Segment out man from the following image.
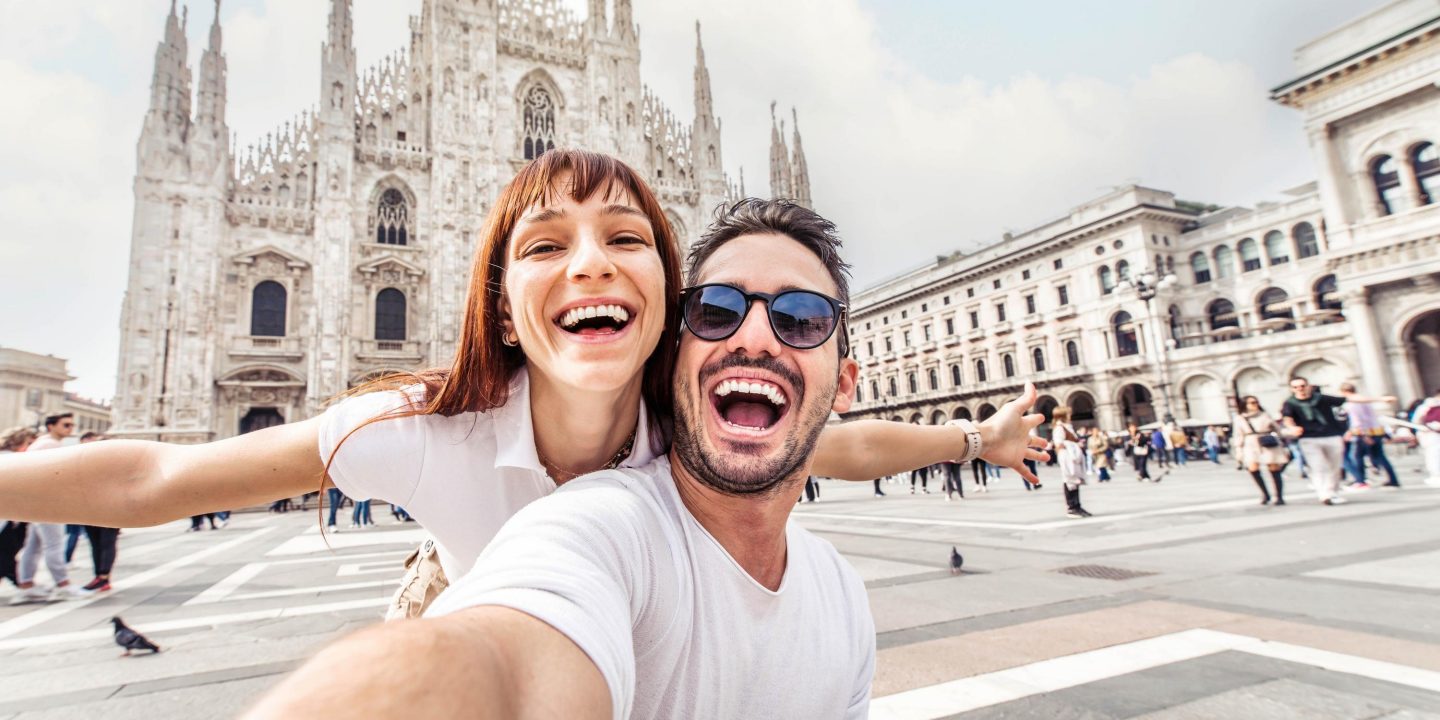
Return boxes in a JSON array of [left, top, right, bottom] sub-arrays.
[[1281, 378, 1391, 505], [247, 200, 1045, 719], [13, 414, 85, 603], [76, 433, 120, 593], [1414, 388, 1440, 486], [1203, 425, 1221, 464], [1338, 382, 1400, 489]]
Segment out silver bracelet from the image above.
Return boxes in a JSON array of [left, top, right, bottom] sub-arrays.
[[947, 419, 983, 464]]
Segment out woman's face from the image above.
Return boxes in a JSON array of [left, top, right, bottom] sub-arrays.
[[1245, 398, 1259, 411], [502, 177, 667, 396]]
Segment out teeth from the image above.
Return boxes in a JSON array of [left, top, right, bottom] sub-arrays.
[[712, 379, 786, 406], [559, 304, 631, 329]]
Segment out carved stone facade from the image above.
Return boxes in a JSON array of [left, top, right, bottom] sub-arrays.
[[114, 0, 806, 442], [844, 0, 1440, 431]]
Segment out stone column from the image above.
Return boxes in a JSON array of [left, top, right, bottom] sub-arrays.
[[1307, 124, 1353, 235], [1341, 288, 1393, 396]]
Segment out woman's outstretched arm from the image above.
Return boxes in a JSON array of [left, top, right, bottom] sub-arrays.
[[0, 417, 326, 527]]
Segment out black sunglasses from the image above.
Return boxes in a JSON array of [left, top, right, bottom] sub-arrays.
[[680, 283, 849, 355]]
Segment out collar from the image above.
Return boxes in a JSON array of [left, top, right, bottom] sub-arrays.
[[491, 365, 654, 473]]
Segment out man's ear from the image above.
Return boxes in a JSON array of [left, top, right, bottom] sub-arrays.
[[831, 357, 860, 414]]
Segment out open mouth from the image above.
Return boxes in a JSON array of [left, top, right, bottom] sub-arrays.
[[555, 303, 632, 337], [711, 378, 790, 432]]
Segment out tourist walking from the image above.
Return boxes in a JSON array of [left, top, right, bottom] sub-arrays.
[[1234, 396, 1290, 505], [1169, 424, 1189, 466], [1281, 377, 1392, 505], [14, 415, 85, 602], [1150, 426, 1170, 469], [1053, 407, 1090, 518], [1203, 426, 1222, 464], [1412, 388, 1440, 486], [942, 461, 964, 500], [1088, 428, 1112, 482], [1128, 423, 1154, 481], [909, 464, 930, 494], [970, 459, 992, 491], [1339, 382, 1400, 488], [0, 427, 38, 589]]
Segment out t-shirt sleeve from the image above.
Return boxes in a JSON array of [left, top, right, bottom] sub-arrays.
[[424, 474, 653, 720], [1280, 400, 1296, 421], [315, 389, 427, 504]]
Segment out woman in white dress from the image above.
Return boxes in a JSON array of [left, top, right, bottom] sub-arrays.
[[1053, 406, 1090, 518], [1233, 395, 1291, 505]]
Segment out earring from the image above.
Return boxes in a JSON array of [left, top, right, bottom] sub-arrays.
[[502, 330, 519, 347]]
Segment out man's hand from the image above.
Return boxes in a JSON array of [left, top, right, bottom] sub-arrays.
[[977, 383, 1050, 485]]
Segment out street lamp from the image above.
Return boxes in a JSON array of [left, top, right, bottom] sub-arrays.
[[1118, 269, 1178, 424]]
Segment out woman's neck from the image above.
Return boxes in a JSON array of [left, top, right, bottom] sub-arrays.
[[528, 371, 644, 485]]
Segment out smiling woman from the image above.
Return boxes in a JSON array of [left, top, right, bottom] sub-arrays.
[[0, 150, 1045, 620]]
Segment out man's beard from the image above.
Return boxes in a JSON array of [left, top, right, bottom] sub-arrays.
[[672, 355, 834, 498]]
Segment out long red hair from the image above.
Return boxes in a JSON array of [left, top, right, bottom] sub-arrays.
[[322, 150, 682, 488]]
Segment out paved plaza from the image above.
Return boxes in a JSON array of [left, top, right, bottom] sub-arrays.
[[2, 454, 1438, 719]]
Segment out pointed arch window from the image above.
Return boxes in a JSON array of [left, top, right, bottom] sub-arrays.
[[522, 85, 557, 160], [375, 288, 407, 341], [376, 188, 409, 245], [1294, 222, 1320, 259], [1213, 245, 1235, 279], [1372, 155, 1402, 215], [1413, 142, 1438, 206], [1238, 238, 1261, 272], [251, 281, 287, 337], [1190, 251, 1212, 284], [1264, 230, 1289, 265], [1113, 311, 1139, 357]]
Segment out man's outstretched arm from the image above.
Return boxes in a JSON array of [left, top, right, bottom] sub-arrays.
[[244, 606, 610, 720]]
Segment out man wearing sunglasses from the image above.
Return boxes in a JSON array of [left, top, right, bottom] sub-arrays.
[[251, 199, 1045, 719]]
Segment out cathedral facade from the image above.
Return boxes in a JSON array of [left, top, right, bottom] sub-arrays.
[[112, 0, 813, 442]]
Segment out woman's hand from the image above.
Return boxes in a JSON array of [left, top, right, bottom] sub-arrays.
[[977, 383, 1049, 485]]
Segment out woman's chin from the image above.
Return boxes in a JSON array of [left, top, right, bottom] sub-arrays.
[[538, 362, 646, 399]]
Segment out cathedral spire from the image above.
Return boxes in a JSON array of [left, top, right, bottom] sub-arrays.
[[195, 0, 228, 132], [769, 102, 793, 201], [147, 0, 192, 128], [693, 22, 714, 129], [588, 0, 607, 37], [613, 0, 636, 43], [790, 108, 812, 209], [320, 0, 357, 119]]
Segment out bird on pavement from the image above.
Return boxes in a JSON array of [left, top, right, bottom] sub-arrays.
[[949, 547, 964, 575], [111, 616, 161, 656]]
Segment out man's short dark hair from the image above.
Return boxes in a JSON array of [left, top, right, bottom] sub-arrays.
[[80, 431, 102, 441], [44, 413, 74, 428], [687, 199, 852, 355]]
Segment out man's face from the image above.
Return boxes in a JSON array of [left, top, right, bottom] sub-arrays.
[[671, 233, 858, 496], [51, 418, 75, 439], [1290, 379, 1312, 399]]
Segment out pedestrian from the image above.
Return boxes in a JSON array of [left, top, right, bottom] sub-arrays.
[[802, 475, 820, 502], [1053, 407, 1090, 518], [1233, 396, 1290, 505], [71, 433, 120, 593], [910, 464, 930, 494], [942, 460, 964, 501], [1412, 388, 1440, 486], [1281, 377, 1391, 505], [1088, 428, 1112, 482], [1128, 422, 1154, 481], [1203, 426, 1222, 464], [325, 487, 348, 532], [1150, 426, 1170, 469], [188, 513, 219, 531], [1169, 424, 1189, 466], [13, 415, 85, 602], [0, 427, 38, 589], [1339, 382, 1400, 488], [872, 477, 885, 497], [351, 498, 374, 528]]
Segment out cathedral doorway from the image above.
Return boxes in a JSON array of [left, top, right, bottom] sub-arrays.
[[1404, 309, 1440, 398], [240, 407, 285, 435], [1117, 384, 1156, 427]]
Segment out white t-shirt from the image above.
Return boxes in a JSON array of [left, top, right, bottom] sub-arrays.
[[316, 367, 658, 577], [427, 456, 876, 720]]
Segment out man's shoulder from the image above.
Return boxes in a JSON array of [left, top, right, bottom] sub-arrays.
[[789, 525, 866, 592], [529, 458, 676, 531]]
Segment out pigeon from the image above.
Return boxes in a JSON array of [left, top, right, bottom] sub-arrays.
[[949, 547, 964, 575], [111, 616, 161, 656]]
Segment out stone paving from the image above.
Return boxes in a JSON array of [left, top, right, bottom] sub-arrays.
[[1, 453, 1437, 718]]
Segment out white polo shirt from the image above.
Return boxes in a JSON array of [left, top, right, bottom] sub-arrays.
[[316, 367, 658, 577], [426, 456, 876, 720]]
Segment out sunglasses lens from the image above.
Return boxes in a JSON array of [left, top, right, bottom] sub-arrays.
[[686, 286, 747, 340], [771, 291, 836, 349]]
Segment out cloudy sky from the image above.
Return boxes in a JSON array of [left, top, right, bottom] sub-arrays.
[[0, 0, 1374, 400]]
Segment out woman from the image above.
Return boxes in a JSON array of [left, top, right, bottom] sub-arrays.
[[1234, 395, 1290, 505], [1, 427, 38, 589], [1053, 407, 1090, 518], [0, 151, 1046, 615], [1128, 422, 1154, 482], [1088, 428, 1112, 482]]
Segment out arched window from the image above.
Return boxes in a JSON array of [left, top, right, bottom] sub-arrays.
[[1257, 287, 1295, 331], [1208, 298, 1239, 331], [375, 188, 409, 245], [375, 288, 407, 341], [855, 384, 862, 403], [1065, 340, 1080, 367], [1113, 311, 1138, 357], [976, 359, 988, 383], [1003, 354, 1016, 378], [1032, 347, 1045, 372], [250, 281, 287, 337], [1168, 304, 1183, 341], [1213, 245, 1235, 279], [1190, 252, 1212, 284], [888, 377, 897, 396], [1372, 155, 1403, 215], [1294, 222, 1320, 259], [1264, 230, 1289, 265], [907, 372, 918, 394], [870, 380, 880, 400], [1099, 265, 1115, 295], [951, 364, 962, 386], [1116, 259, 1131, 284], [928, 367, 939, 391], [1314, 274, 1342, 312], [1413, 142, 1439, 206], [1238, 238, 1261, 272], [522, 85, 557, 160]]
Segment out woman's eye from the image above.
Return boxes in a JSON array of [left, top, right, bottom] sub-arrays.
[[523, 242, 561, 257], [611, 234, 646, 246]]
